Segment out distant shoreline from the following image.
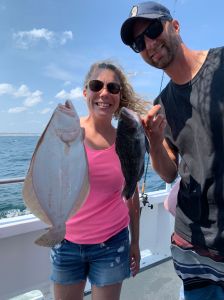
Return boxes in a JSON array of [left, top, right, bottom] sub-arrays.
[[0, 133, 40, 136]]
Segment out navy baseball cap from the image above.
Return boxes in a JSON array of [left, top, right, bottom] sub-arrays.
[[120, 1, 173, 45]]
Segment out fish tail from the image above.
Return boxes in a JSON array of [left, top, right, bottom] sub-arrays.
[[122, 185, 135, 201], [35, 226, 66, 247]]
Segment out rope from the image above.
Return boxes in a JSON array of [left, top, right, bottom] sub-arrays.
[[140, 0, 178, 201]]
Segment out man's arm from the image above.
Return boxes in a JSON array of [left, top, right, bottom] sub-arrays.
[[142, 105, 178, 183], [150, 138, 178, 183]]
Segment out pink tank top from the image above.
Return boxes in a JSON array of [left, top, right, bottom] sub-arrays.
[[65, 143, 130, 244]]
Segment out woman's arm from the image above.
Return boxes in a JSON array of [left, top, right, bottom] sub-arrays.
[[126, 187, 140, 277]]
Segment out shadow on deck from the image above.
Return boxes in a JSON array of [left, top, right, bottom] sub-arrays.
[[85, 259, 182, 300]]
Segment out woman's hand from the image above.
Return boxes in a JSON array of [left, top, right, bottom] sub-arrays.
[[130, 241, 140, 277]]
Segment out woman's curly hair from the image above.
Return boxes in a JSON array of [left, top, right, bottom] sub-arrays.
[[84, 60, 150, 119]]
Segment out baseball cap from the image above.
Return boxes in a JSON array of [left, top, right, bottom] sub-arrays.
[[120, 1, 173, 45]]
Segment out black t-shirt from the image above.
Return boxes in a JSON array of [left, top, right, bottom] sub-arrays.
[[155, 47, 224, 254]]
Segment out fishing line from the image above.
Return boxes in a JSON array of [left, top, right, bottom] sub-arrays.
[[140, 0, 178, 209]]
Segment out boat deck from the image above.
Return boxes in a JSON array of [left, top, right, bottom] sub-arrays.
[[85, 259, 182, 300], [0, 187, 178, 300]]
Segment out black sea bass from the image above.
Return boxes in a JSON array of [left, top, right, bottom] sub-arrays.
[[115, 107, 149, 200], [23, 100, 89, 247]]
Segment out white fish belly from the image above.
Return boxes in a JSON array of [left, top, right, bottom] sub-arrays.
[[31, 130, 88, 227], [23, 102, 90, 246]]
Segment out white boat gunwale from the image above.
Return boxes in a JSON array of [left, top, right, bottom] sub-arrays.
[[0, 177, 174, 300]]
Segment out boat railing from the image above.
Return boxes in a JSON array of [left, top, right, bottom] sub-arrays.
[[0, 176, 172, 189], [0, 177, 25, 185], [0, 177, 174, 300]]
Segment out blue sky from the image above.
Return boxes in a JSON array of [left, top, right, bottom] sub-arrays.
[[0, 0, 223, 133]]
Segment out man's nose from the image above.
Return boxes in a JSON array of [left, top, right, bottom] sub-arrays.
[[144, 35, 157, 50]]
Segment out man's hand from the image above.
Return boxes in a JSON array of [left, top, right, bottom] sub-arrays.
[[142, 104, 166, 147]]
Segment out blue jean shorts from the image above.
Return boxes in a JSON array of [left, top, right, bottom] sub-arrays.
[[50, 227, 130, 286]]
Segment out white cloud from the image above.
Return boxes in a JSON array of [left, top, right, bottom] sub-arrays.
[[60, 31, 73, 45], [27, 28, 53, 40], [0, 82, 43, 108], [23, 90, 43, 107], [0, 83, 14, 95], [55, 90, 67, 99], [13, 28, 73, 49], [55, 87, 83, 100], [40, 108, 51, 114], [70, 88, 83, 99], [8, 107, 27, 113], [14, 84, 30, 98]]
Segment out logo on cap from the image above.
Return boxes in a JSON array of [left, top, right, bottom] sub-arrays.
[[131, 6, 138, 17]]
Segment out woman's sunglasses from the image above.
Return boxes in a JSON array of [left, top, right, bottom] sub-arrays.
[[130, 19, 164, 53], [88, 80, 121, 94]]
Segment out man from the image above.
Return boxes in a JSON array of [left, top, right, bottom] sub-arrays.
[[120, 1, 224, 300]]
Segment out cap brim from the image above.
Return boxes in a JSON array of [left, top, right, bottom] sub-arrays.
[[120, 14, 165, 45]]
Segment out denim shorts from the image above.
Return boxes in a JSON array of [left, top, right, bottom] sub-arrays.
[[50, 227, 130, 286]]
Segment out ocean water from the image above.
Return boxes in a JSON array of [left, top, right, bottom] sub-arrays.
[[0, 135, 165, 219]]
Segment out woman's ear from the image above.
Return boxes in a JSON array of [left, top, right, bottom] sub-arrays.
[[83, 89, 87, 98]]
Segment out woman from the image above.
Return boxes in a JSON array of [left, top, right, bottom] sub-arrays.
[[50, 60, 148, 300]]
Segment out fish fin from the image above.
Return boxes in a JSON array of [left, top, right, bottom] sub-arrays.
[[58, 100, 76, 117], [65, 99, 74, 110], [122, 183, 136, 201], [122, 195, 130, 201], [35, 226, 65, 247], [145, 135, 150, 154], [23, 169, 52, 225], [81, 127, 85, 141]]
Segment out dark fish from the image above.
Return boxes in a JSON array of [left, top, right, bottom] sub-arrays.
[[115, 107, 149, 200]]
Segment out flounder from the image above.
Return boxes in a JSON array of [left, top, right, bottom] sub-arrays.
[[23, 100, 89, 247], [115, 107, 149, 200]]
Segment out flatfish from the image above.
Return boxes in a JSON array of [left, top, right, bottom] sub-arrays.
[[23, 100, 89, 247], [115, 107, 149, 200]]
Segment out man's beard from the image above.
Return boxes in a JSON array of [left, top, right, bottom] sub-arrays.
[[146, 32, 179, 70]]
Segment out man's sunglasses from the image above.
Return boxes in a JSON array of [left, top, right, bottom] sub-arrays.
[[130, 19, 164, 53], [88, 80, 121, 94]]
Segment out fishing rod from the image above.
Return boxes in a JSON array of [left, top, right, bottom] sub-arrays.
[[139, 72, 165, 211], [140, 0, 178, 211]]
